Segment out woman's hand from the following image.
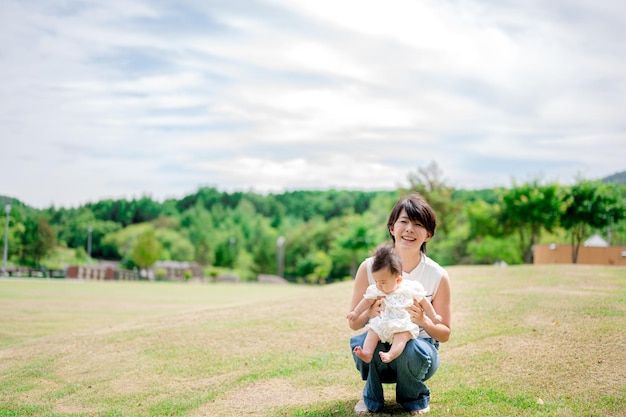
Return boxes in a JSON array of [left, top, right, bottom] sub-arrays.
[[407, 299, 427, 326], [408, 282, 452, 343], [368, 296, 385, 318]]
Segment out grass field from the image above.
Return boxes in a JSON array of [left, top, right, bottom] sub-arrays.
[[0, 265, 625, 417]]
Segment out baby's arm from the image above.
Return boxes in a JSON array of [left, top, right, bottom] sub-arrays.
[[347, 297, 376, 322], [418, 297, 442, 324]]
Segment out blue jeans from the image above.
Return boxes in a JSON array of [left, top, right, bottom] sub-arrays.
[[350, 332, 440, 413]]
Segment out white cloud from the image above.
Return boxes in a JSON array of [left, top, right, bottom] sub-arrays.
[[0, 0, 624, 208], [200, 154, 408, 193]]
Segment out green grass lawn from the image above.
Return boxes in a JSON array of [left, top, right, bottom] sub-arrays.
[[0, 265, 625, 416]]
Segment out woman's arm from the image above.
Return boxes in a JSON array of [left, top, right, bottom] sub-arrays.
[[348, 260, 383, 331], [408, 273, 451, 342]]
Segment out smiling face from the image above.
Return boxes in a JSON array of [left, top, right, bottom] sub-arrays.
[[390, 209, 432, 251], [386, 194, 437, 253]]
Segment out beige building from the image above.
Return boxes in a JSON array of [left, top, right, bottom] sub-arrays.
[[533, 242, 626, 266]]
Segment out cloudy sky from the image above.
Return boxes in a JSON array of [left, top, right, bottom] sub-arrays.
[[1, 0, 625, 209]]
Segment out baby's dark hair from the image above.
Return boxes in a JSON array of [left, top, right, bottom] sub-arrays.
[[371, 244, 402, 276]]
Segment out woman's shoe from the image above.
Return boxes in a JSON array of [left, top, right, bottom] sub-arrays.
[[354, 398, 370, 415], [410, 405, 430, 415]]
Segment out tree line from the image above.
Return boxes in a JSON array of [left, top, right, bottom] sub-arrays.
[[1, 166, 625, 283]]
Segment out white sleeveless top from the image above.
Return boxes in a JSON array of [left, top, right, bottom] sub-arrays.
[[366, 253, 445, 339]]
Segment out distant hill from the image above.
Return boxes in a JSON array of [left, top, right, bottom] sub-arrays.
[[0, 196, 26, 210], [602, 170, 626, 185]]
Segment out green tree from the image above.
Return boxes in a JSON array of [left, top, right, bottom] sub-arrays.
[[131, 229, 162, 270], [19, 217, 56, 266], [157, 228, 195, 261], [0, 202, 24, 268], [51, 207, 98, 251], [32, 218, 56, 266], [560, 180, 626, 263], [86, 197, 164, 227], [246, 217, 279, 276], [102, 223, 154, 262], [74, 246, 88, 263], [466, 235, 523, 265], [335, 214, 374, 278], [460, 200, 524, 265], [299, 251, 333, 285], [499, 180, 562, 263], [284, 217, 334, 279], [180, 203, 215, 265], [466, 200, 501, 239]]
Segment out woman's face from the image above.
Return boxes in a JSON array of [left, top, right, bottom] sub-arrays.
[[390, 208, 431, 250]]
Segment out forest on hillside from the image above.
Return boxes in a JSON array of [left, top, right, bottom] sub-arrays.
[[1, 166, 625, 283]]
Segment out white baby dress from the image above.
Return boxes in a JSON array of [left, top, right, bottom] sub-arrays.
[[364, 280, 426, 343]]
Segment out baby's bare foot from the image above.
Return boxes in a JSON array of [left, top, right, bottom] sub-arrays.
[[353, 346, 373, 364]]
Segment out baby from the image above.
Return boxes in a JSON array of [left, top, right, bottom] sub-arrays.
[[347, 244, 441, 363]]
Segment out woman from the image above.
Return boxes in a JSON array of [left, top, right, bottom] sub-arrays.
[[348, 194, 452, 415]]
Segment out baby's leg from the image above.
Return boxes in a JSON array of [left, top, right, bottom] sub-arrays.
[[379, 331, 412, 363], [353, 330, 380, 364]]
